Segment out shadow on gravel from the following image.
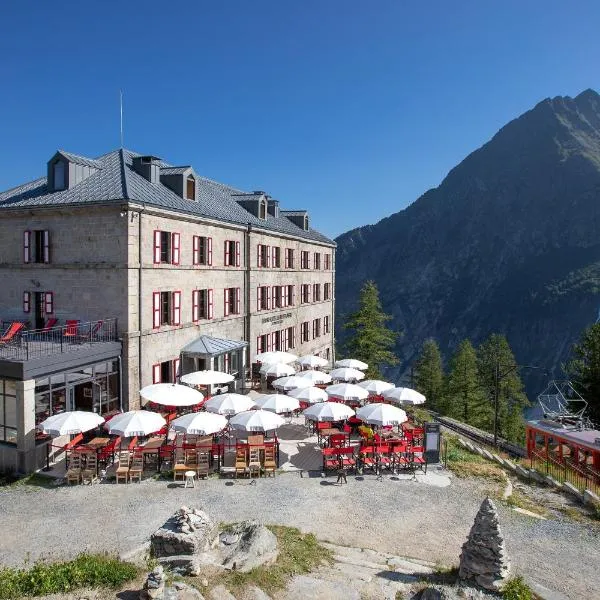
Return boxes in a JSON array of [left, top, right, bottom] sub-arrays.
[[116, 590, 140, 599]]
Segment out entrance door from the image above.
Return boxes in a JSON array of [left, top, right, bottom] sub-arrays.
[[33, 292, 45, 329]]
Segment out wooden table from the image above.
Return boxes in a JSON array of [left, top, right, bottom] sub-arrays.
[[142, 438, 165, 451], [320, 428, 342, 438], [84, 437, 110, 450]]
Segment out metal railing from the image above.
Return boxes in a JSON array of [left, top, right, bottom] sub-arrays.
[[0, 318, 118, 361], [530, 449, 600, 495]]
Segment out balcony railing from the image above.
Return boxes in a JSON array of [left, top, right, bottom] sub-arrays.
[[0, 318, 118, 361]]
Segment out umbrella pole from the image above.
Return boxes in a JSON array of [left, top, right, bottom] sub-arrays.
[[43, 440, 51, 472]]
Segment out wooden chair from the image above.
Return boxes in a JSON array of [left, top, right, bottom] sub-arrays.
[[129, 453, 144, 483], [115, 451, 130, 483], [235, 447, 248, 478], [196, 451, 210, 479], [81, 454, 99, 485], [66, 454, 83, 485], [220, 449, 236, 478], [173, 450, 188, 482], [263, 444, 277, 477], [248, 447, 261, 478]]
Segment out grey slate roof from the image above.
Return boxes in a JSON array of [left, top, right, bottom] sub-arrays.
[[57, 150, 103, 169], [0, 148, 335, 245], [280, 210, 307, 216], [160, 166, 191, 175], [181, 335, 248, 356]]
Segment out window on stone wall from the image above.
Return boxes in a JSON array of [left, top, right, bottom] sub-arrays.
[[300, 321, 310, 343], [0, 379, 17, 445], [324, 282, 331, 300], [300, 251, 310, 269]]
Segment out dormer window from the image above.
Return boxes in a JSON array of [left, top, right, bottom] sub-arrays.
[[259, 199, 267, 220], [304, 216, 309, 231], [53, 161, 65, 191], [186, 175, 195, 200]]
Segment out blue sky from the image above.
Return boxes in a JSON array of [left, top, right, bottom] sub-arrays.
[[1, 1, 599, 238]]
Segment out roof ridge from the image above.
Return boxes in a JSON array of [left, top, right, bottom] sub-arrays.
[[118, 149, 130, 200]]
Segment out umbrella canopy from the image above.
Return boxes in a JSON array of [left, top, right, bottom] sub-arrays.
[[358, 380, 395, 395], [255, 394, 300, 414], [272, 375, 312, 391], [255, 350, 298, 365], [171, 412, 227, 436], [38, 411, 104, 437], [204, 393, 257, 416], [260, 363, 296, 377], [107, 410, 166, 437], [287, 385, 329, 404], [229, 409, 284, 432], [329, 367, 365, 382], [383, 387, 426, 405], [325, 383, 369, 402], [335, 358, 368, 370], [297, 355, 328, 368], [298, 370, 332, 385], [303, 401, 355, 422], [140, 383, 204, 407], [180, 370, 234, 386], [356, 403, 408, 427]]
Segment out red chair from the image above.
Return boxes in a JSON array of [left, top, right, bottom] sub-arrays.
[[159, 444, 175, 472], [41, 318, 58, 332], [360, 445, 377, 473], [0, 322, 25, 344], [411, 445, 427, 473], [322, 447, 339, 472], [391, 443, 410, 471], [329, 434, 346, 448], [80, 320, 103, 341], [63, 320, 79, 340], [338, 447, 356, 472], [377, 444, 392, 471]]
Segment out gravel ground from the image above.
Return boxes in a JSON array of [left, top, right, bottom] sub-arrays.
[[0, 472, 598, 600]]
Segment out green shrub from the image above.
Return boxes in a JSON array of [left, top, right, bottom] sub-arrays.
[[502, 575, 533, 600], [0, 553, 138, 599]]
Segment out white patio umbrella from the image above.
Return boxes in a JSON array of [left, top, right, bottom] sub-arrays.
[[204, 393, 257, 416], [329, 367, 365, 382], [260, 363, 296, 377], [255, 394, 300, 414], [303, 401, 355, 422], [288, 385, 329, 404], [325, 383, 369, 402], [383, 387, 426, 405], [180, 370, 234, 386], [356, 403, 408, 427], [106, 410, 166, 437], [358, 380, 395, 396], [140, 383, 204, 407], [298, 370, 332, 385], [272, 375, 312, 391], [297, 355, 328, 369], [171, 412, 227, 436], [335, 358, 368, 370], [255, 350, 298, 365], [229, 409, 284, 432], [38, 411, 105, 437]]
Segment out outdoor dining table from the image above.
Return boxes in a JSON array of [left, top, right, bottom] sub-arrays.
[[140, 437, 164, 470], [84, 437, 111, 450]]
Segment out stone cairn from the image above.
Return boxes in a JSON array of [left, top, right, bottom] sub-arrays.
[[140, 565, 166, 600], [459, 497, 510, 591]]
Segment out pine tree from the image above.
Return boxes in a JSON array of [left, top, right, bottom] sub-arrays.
[[477, 334, 529, 444], [565, 323, 600, 427], [343, 280, 399, 379], [413, 339, 444, 411], [445, 339, 490, 428]]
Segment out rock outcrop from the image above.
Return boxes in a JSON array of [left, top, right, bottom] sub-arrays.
[[220, 520, 279, 573], [459, 497, 510, 590]]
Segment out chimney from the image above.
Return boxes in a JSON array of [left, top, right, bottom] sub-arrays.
[[132, 156, 161, 184], [267, 199, 280, 218]]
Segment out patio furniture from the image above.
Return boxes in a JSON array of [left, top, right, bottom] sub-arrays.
[[81, 454, 99, 485], [41, 318, 58, 332], [338, 447, 356, 473], [184, 470, 196, 488], [411, 445, 427, 473], [248, 447, 261, 478], [322, 448, 339, 473], [0, 322, 25, 344], [66, 454, 83, 484], [98, 437, 120, 466], [263, 444, 276, 477], [159, 444, 175, 472], [235, 447, 249, 478], [196, 451, 210, 479], [220, 449, 237, 477], [116, 451, 131, 483], [79, 320, 104, 342], [63, 320, 80, 341], [360, 446, 377, 474], [173, 450, 189, 482]]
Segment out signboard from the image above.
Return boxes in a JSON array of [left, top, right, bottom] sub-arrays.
[[261, 312, 292, 327]]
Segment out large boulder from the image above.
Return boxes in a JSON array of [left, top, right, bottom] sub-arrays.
[[151, 506, 218, 558], [219, 520, 279, 573]]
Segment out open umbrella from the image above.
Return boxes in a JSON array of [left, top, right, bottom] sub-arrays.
[[140, 383, 204, 407], [298, 370, 332, 385], [255, 394, 300, 414], [297, 355, 328, 369], [272, 375, 312, 391], [255, 351, 298, 365], [325, 383, 369, 402], [358, 380, 395, 395], [260, 363, 296, 377], [229, 409, 284, 432], [287, 385, 329, 404], [204, 393, 257, 416], [38, 411, 104, 437], [383, 387, 426, 405], [180, 370, 234, 386], [335, 358, 368, 370], [329, 367, 365, 382], [106, 410, 166, 437], [356, 403, 408, 427], [171, 412, 227, 436], [303, 402, 355, 422]]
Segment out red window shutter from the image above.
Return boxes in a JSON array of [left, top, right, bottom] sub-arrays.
[[224, 288, 230, 317], [257, 336, 262, 354], [153, 230, 161, 264], [266, 245, 270, 268], [208, 289, 214, 319], [44, 291, 53, 314], [224, 240, 230, 266], [173, 358, 180, 381], [271, 286, 276, 308], [152, 292, 161, 328], [235, 241, 240, 267], [283, 328, 288, 351], [257, 286, 261, 311], [266, 285, 271, 309], [257, 244, 262, 268], [271, 246, 276, 267], [292, 326, 296, 348], [192, 290, 199, 322], [207, 237, 213, 265], [308, 284, 312, 302], [284, 249, 288, 269], [171, 232, 180, 265], [271, 332, 277, 350], [23, 231, 31, 263], [172, 291, 181, 325], [152, 363, 161, 384], [23, 291, 31, 313], [193, 236, 199, 265], [236, 288, 240, 314], [42, 230, 50, 263], [266, 334, 272, 351], [292, 285, 296, 306]]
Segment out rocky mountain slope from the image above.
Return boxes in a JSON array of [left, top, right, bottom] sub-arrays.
[[335, 89, 600, 392]]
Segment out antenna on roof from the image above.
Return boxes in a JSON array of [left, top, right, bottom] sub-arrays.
[[119, 90, 124, 148]]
